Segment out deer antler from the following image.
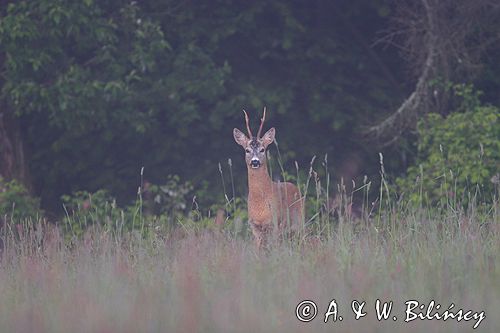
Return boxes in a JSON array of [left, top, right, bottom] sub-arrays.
[[242, 110, 253, 138], [257, 107, 266, 139]]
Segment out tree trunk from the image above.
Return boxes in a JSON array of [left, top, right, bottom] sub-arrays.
[[0, 109, 32, 191]]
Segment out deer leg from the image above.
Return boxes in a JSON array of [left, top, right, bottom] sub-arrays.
[[250, 222, 270, 250], [250, 223, 263, 249]]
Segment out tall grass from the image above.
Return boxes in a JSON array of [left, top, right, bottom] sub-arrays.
[[0, 157, 499, 332], [0, 205, 498, 332]]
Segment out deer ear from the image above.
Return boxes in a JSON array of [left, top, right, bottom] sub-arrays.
[[233, 128, 248, 146], [261, 127, 275, 147]]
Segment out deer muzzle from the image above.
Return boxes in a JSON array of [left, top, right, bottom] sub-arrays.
[[250, 158, 261, 168]]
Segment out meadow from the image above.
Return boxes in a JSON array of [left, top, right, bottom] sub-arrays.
[[0, 184, 498, 333], [1, 2, 499, 332]]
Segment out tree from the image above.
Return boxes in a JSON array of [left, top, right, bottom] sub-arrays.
[[1, 0, 174, 206], [2, 0, 407, 212], [368, 0, 500, 146]]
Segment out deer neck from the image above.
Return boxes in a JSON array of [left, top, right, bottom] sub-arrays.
[[247, 163, 272, 197]]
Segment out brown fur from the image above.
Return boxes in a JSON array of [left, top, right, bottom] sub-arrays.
[[234, 115, 304, 249], [247, 163, 304, 249]]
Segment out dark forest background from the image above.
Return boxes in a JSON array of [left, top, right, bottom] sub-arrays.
[[1, 0, 499, 217]]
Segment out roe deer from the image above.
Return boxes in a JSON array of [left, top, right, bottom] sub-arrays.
[[233, 108, 304, 249]]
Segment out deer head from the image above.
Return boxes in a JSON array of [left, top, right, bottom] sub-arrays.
[[233, 108, 275, 169]]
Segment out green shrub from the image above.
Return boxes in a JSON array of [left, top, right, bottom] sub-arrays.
[[60, 176, 198, 237], [0, 177, 41, 220], [61, 189, 126, 237], [396, 105, 499, 206], [143, 175, 194, 217]]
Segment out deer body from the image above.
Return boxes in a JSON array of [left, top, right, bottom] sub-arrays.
[[234, 109, 303, 249]]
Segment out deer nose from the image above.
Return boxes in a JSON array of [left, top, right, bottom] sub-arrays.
[[250, 159, 261, 168]]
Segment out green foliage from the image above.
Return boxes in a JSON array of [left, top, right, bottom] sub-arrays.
[[0, 0, 402, 209], [60, 176, 205, 237], [396, 104, 500, 206], [143, 175, 193, 217], [61, 189, 125, 237], [0, 177, 41, 220], [0, 0, 177, 204], [1, 1, 498, 213]]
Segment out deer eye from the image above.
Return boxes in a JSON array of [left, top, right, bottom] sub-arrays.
[[259, 148, 265, 153], [245, 149, 251, 153]]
